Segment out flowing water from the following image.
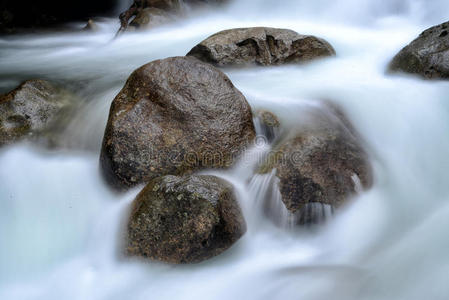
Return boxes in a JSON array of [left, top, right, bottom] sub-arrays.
[[1, 0, 449, 299]]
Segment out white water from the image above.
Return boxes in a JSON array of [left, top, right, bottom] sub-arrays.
[[1, 1, 449, 299]]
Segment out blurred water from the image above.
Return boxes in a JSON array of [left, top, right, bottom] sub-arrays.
[[1, 0, 449, 299]]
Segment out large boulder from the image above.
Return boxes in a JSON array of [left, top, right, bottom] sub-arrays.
[[389, 21, 449, 79], [100, 56, 255, 190], [126, 175, 246, 264], [186, 27, 336, 67], [0, 79, 74, 146], [258, 103, 373, 225]]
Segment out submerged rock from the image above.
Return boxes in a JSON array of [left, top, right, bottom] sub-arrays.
[[128, 8, 173, 30], [258, 103, 373, 225], [389, 21, 449, 79], [126, 175, 246, 264], [254, 109, 281, 143], [83, 19, 99, 31], [0, 79, 75, 146], [187, 27, 336, 67], [100, 56, 255, 190]]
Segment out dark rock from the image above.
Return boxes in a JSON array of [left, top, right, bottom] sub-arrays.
[[126, 175, 246, 264], [0, 79, 75, 146], [128, 8, 173, 30], [259, 103, 373, 225], [187, 27, 336, 67], [100, 56, 255, 190], [389, 21, 449, 79]]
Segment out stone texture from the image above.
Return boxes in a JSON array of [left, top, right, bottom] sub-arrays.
[[187, 27, 336, 67], [389, 21, 449, 79], [100, 56, 255, 190], [0, 79, 74, 146], [126, 175, 246, 263]]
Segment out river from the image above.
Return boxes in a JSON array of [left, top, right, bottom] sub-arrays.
[[1, 0, 449, 299]]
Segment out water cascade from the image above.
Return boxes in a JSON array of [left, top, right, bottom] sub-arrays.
[[1, 0, 449, 299]]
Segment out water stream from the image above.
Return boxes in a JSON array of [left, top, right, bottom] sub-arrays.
[[1, 1, 449, 299]]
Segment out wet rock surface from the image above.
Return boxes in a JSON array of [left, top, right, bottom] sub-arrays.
[[0, 79, 75, 146], [100, 56, 255, 190], [187, 27, 336, 67], [126, 175, 246, 264], [259, 103, 373, 225], [389, 21, 449, 79]]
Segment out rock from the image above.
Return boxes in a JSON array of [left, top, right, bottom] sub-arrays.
[[117, 0, 227, 35], [258, 103, 373, 225], [0, 79, 74, 146], [128, 8, 173, 30], [186, 27, 336, 67], [254, 109, 281, 143], [389, 21, 449, 79], [126, 175, 246, 264], [83, 19, 99, 31], [100, 56, 255, 190]]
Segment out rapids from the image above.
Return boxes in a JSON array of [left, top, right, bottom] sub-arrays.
[[1, 1, 449, 299]]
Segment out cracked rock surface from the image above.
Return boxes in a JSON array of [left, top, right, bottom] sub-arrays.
[[187, 27, 336, 67]]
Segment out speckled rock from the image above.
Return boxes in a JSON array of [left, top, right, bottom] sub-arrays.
[[187, 27, 336, 67], [389, 21, 449, 79], [259, 103, 373, 225], [126, 175, 246, 263], [100, 56, 255, 190], [0, 79, 74, 146]]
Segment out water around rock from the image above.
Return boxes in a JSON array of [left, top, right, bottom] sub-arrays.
[[258, 103, 373, 225], [254, 109, 281, 143]]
